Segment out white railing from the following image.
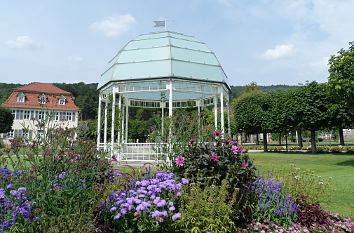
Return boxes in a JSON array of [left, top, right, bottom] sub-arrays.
[[120, 143, 166, 162], [98, 142, 167, 163]]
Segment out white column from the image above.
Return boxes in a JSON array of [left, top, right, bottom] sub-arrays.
[[168, 80, 173, 164], [111, 88, 116, 153], [197, 100, 201, 139], [117, 94, 122, 145], [214, 95, 218, 130], [96, 95, 102, 150], [103, 98, 108, 151], [121, 99, 125, 143], [161, 103, 164, 137], [169, 80, 173, 117], [227, 99, 231, 136], [220, 88, 225, 135], [125, 98, 129, 143]]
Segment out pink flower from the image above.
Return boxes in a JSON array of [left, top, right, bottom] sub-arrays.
[[231, 145, 242, 154], [175, 155, 185, 167], [210, 152, 219, 162], [213, 130, 222, 137], [241, 160, 247, 169]]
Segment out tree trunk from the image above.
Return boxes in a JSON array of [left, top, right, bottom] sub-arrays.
[[297, 129, 303, 148], [338, 128, 345, 146], [263, 132, 268, 152], [256, 134, 259, 145], [278, 133, 282, 146], [285, 134, 288, 152], [310, 129, 317, 153]]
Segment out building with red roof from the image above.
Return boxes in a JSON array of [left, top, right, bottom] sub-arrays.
[[1, 82, 79, 139]]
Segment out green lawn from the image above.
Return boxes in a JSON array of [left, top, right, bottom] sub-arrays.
[[249, 152, 354, 217]]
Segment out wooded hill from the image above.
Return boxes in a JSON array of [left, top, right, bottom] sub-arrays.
[[0, 82, 297, 120]]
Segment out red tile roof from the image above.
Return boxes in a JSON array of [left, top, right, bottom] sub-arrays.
[[1, 82, 80, 111], [14, 82, 71, 95]]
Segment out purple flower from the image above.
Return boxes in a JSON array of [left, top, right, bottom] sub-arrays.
[[10, 190, 18, 197], [18, 187, 26, 193], [175, 155, 185, 167], [172, 212, 181, 221], [241, 160, 247, 169], [6, 184, 13, 189], [0, 190, 5, 199], [121, 208, 127, 215], [231, 145, 242, 154], [58, 172, 66, 180], [210, 152, 219, 162], [156, 199, 166, 208], [114, 213, 121, 219], [181, 178, 189, 185]]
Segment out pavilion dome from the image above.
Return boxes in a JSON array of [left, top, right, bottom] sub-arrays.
[[98, 31, 229, 90]]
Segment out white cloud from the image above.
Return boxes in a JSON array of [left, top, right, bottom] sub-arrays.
[[262, 43, 295, 60], [5, 36, 35, 49], [68, 55, 83, 63], [90, 14, 136, 38]]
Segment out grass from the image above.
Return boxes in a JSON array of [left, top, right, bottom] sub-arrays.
[[249, 152, 354, 217]]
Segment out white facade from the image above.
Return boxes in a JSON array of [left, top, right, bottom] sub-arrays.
[[7, 108, 79, 140]]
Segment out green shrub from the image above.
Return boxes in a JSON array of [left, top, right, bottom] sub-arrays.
[[177, 180, 237, 233], [267, 165, 331, 203]]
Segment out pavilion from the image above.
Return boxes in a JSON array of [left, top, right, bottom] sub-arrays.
[[96, 31, 231, 163]]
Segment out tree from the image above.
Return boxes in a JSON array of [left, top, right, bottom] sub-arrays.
[[0, 107, 14, 133], [288, 82, 331, 153], [328, 42, 354, 145], [268, 91, 293, 147], [233, 91, 272, 152]]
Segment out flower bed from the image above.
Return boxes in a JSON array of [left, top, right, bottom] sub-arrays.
[[0, 129, 353, 232]]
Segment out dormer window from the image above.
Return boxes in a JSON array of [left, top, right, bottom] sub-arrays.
[[17, 92, 25, 103], [39, 94, 47, 105], [58, 96, 66, 105]]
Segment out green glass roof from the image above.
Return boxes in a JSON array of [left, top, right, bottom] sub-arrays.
[[98, 31, 229, 90]]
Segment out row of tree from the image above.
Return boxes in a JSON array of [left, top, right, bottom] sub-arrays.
[[233, 42, 354, 153]]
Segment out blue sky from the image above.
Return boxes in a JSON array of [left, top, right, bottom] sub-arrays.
[[0, 0, 353, 86]]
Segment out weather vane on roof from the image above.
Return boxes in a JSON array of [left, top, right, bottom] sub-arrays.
[[153, 18, 167, 31]]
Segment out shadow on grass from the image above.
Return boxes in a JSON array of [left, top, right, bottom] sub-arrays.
[[335, 159, 354, 166]]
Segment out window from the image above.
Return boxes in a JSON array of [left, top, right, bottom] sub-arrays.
[[30, 110, 35, 120], [66, 112, 72, 121], [37, 111, 44, 120], [39, 94, 47, 105], [55, 112, 60, 121], [23, 110, 30, 120], [71, 112, 75, 121], [8, 130, 14, 138], [58, 96, 66, 105], [17, 93, 25, 103], [59, 112, 66, 121], [15, 110, 23, 120]]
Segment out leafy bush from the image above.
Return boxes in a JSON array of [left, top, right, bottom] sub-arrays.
[[177, 180, 237, 233], [100, 171, 187, 233], [295, 196, 331, 229], [171, 131, 256, 193], [251, 176, 298, 227]]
